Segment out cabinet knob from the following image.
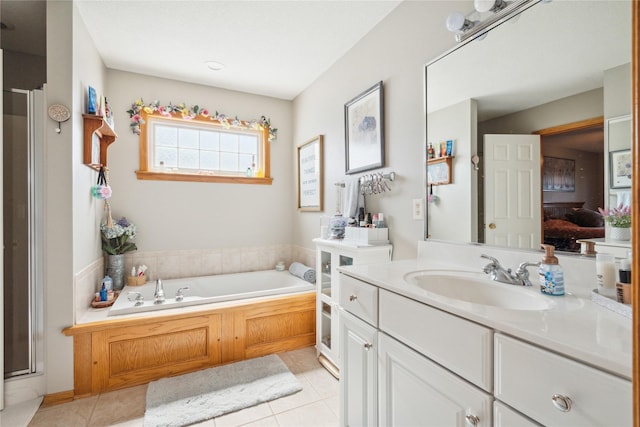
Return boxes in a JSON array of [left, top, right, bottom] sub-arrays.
[[551, 394, 572, 412], [464, 414, 480, 426], [363, 343, 373, 350], [349, 294, 358, 302]]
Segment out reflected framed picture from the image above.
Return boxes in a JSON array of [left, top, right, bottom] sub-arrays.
[[610, 149, 632, 188], [345, 81, 384, 174], [297, 135, 323, 211], [542, 156, 575, 192]]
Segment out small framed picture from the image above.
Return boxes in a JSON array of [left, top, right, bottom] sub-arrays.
[[87, 86, 97, 114], [297, 135, 323, 211], [610, 149, 632, 188], [345, 81, 384, 174]]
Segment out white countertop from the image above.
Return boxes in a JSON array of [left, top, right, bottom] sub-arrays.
[[338, 258, 632, 380]]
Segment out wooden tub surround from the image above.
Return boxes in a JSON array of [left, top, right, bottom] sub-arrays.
[[62, 292, 316, 398]]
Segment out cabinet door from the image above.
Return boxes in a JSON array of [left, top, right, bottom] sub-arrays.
[[339, 308, 377, 427], [379, 333, 492, 427], [494, 402, 541, 427]]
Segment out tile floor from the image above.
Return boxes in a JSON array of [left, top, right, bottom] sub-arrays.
[[26, 346, 339, 427]]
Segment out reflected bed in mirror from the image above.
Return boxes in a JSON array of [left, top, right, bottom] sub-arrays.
[[425, 0, 631, 254]]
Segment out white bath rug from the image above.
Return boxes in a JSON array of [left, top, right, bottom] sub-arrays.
[[144, 354, 302, 427]]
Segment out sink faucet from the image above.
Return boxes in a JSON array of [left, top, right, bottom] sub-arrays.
[[154, 279, 165, 304], [481, 255, 540, 286]]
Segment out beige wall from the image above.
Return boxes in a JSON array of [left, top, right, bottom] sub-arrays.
[[291, 1, 464, 260], [105, 70, 294, 251]]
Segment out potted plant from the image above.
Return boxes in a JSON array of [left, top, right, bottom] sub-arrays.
[[101, 217, 137, 290], [598, 204, 631, 241]]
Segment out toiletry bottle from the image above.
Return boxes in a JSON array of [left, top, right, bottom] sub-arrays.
[[539, 244, 564, 296], [428, 143, 435, 159], [102, 275, 113, 292], [99, 283, 108, 302]]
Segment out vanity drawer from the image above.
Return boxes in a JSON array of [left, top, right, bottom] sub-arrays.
[[379, 289, 493, 392], [494, 334, 632, 426], [339, 274, 378, 326]]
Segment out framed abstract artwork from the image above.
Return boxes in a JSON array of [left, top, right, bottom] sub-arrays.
[[344, 81, 384, 174]]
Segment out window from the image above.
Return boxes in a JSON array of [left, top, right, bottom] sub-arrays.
[[135, 111, 272, 184]]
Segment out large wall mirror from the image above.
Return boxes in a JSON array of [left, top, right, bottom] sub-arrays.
[[425, 0, 631, 255]]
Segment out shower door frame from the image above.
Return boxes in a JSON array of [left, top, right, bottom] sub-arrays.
[[3, 88, 45, 383]]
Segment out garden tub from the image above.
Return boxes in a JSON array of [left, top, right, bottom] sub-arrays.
[[108, 269, 315, 316]]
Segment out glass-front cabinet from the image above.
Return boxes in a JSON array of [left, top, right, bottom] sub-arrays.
[[313, 238, 392, 376]]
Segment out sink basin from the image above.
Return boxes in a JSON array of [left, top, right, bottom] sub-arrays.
[[404, 270, 552, 311]]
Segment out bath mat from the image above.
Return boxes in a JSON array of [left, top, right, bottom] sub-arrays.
[[144, 354, 302, 427]]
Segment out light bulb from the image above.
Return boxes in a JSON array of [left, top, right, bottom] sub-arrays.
[[474, 0, 496, 13], [446, 12, 467, 32]]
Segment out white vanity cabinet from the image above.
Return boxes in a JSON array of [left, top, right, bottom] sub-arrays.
[[313, 238, 392, 374], [379, 333, 493, 427], [339, 274, 380, 427], [337, 271, 632, 427], [339, 308, 378, 427], [494, 334, 632, 426]]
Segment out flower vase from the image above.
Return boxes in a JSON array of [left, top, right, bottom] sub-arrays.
[[106, 254, 126, 291], [609, 226, 631, 241]]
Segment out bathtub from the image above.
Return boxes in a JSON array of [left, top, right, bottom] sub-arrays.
[[108, 269, 315, 316]]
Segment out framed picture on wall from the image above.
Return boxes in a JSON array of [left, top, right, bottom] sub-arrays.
[[610, 149, 632, 188], [542, 156, 575, 192], [297, 135, 323, 211], [344, 81, 384, 174]]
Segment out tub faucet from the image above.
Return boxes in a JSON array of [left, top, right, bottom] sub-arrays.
[[154, 279, 165, 304]]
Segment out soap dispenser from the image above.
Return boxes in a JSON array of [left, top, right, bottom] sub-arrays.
[[539, 244, 564, 296]]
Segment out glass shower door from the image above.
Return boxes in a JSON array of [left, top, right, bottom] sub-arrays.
[[3, 88, 43, 379]]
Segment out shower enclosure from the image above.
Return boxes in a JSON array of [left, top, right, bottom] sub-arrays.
[[3, 88, 44, 380]]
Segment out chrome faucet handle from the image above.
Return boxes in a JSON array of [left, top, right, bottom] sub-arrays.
[[175, 286, 190, 302], [127, 292, 144, 306], [515, 261, 540, 286]]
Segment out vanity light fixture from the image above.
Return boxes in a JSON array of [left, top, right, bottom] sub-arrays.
[[446, 0, 540, 43], [205, 61, 225, 71]]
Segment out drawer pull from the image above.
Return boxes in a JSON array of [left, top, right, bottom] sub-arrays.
[[363, 343, 373, 350], [349, 294, 358, 302], [551, 394, 572, 412], [464, 414, 480, 426]]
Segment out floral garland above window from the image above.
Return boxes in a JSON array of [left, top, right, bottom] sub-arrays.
[[126, 99, 278, 142]]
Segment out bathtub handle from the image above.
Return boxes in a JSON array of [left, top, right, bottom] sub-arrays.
[[127, 292, 144, 306], [175, 286, 190, 302]]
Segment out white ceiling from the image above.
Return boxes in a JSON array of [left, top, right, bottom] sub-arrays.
[[73, 0, 402, 100]]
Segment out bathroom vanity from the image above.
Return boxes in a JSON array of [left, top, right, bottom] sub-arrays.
[[337, 245, 632, 427]]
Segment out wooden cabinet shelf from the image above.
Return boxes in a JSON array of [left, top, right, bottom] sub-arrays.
[[83, 114, 117, 170]]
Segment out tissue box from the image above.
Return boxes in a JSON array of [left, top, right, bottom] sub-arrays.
[[344, 227, 389, 245]]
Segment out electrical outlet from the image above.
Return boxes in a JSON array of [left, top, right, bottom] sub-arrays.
[[412, 198, 424, 220]]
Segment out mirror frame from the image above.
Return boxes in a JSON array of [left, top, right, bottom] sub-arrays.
[[632, 2, 638, 423]]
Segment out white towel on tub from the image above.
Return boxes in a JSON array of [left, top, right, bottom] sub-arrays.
[[288, 262, 316, 284]]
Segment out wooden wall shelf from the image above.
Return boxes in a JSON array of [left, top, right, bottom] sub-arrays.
[[83, 114, 117, 170]]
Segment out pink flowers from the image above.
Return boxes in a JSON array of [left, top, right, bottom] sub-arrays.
[[598, 203, 631, 228]]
